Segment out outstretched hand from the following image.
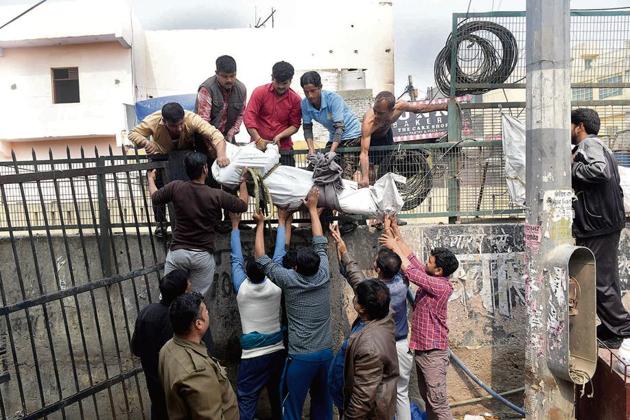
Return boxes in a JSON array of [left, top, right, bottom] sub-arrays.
[[277, 207, 293, 223], [329, 223, 347, 257], [384, 214, 400, 239], [379, 228, 398, 251], [303, 186, 320, 211], [252, 209, 265, 224]]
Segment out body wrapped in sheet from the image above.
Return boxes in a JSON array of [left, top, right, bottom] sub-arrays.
[[211, 143, 404, 217]]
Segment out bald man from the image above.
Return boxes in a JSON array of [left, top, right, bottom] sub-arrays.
[[358, 92, 447, 188]]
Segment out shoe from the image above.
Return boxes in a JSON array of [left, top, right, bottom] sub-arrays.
[[154, 224, 169, 240], [598, 336, 623, 349]]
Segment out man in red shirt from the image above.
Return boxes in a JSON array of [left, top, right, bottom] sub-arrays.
[[243, 61, 302, 166], [379, 216, 459, 420]]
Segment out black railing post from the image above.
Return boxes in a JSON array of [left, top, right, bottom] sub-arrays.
[[96, 157, 113, 277]]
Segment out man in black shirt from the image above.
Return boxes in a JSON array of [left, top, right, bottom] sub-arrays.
[[131, 270, 213, 420], [571, 108, 629, 349]]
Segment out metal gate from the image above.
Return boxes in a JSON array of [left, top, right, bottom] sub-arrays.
[[0, 148, 168, 419]]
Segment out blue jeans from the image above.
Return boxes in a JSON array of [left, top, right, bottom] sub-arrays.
[[237, 349, 285, 420], [281, 349, 333, 420]]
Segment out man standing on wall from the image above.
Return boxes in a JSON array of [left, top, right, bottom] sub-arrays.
[[571, 108, 630, 349], [195, 55, 247, 144], [244, 61, 302, 166], [195, 55, 248, 232], [358, 92, 447, 188], [300, 70, 362, 158]]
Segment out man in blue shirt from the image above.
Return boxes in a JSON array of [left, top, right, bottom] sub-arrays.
[[300, 71, 362, 158]]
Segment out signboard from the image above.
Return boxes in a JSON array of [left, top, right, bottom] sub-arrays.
[[392, 95, 472, 142]]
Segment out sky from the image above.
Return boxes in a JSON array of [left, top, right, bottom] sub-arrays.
[[2, 0, 629, 97]]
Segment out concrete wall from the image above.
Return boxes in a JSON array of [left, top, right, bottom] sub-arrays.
[[4, 223, 629, 417]]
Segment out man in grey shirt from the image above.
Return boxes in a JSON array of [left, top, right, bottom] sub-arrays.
[[254, 187, 333, 420]]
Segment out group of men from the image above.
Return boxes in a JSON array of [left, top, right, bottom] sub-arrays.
[[126, 54, 459, 420], [133, 148, 460, 419], [127, 50, 630, 420], [128, 55, 446, 232]]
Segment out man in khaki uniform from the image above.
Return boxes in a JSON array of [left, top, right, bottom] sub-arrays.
[[159, 292, 239, 420]]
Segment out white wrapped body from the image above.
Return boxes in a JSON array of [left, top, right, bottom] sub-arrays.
[[211, 143, 404, 217]]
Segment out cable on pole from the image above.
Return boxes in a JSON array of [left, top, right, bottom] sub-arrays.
[[434, 20, 519, 96]]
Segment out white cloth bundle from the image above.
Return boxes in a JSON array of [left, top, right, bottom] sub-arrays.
[[211, 143, 405, 217]]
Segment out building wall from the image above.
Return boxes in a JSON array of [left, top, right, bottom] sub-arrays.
[[0, 42, 134, 149]]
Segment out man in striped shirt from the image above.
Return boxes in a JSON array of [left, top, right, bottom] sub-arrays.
[[379, 216, 459, 420]]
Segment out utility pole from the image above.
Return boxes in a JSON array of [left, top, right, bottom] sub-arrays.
[[525, 0, 575, 418]]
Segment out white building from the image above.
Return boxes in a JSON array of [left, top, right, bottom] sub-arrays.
[[0, 0, 143, 160], [0, 0, 394, 158]]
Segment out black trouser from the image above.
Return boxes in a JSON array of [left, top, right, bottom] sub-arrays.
[[149, 155, 168, 225], [577, 230, 630, 338]]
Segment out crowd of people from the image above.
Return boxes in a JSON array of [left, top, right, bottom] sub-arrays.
[[128, 55, 447, 235], [127, 54, 459, 420], [134, 156, 459, 419], [128, 51, 629, 420]]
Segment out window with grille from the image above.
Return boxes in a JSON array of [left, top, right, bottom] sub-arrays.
[[599, 74, 622, 99], [572, 87, 593, 101], [51, 67, 80, 103]]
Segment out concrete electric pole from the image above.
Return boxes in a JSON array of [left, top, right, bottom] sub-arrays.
[[525, 0, 577, 418]]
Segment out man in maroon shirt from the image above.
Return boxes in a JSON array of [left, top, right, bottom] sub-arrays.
[[243, 61, 302, 166], [379, 216, 459, 420], [148, 152, 248, 296]]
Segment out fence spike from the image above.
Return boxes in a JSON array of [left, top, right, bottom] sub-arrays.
[[94, 147, 100, 159], [31, 148, 37, 161]]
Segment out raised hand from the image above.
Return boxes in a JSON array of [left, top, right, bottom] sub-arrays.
[[303, 186, 320, 211]]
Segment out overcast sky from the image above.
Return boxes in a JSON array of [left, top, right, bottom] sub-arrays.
[[2, 0, 629, 97]]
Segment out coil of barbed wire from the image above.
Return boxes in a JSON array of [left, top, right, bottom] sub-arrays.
[[380, 149, 433, 211], [434, 20, 519, 96]]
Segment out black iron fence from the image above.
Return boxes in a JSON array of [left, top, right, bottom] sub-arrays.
[[0, 148, 168, 419], [0, 142, 524, 233]]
